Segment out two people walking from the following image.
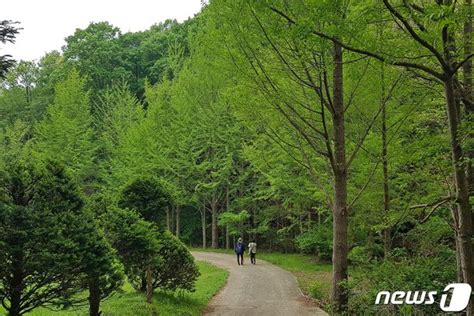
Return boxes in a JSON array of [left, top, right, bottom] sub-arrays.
[[234, 237, 257, 265]]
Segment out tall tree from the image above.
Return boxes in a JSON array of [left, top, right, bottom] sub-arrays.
[[35, 70, 96, 192], [0, 20, 20, 78]]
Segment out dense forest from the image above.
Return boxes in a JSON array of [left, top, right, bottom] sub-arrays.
[[1, 0, 473, 315]]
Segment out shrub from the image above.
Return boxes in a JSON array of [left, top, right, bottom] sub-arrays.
[[308, 282, 326, 301], [104, 207, 161, 291], [296, 225, 332, 261], [153, 230, 200, 292], [348, 243, 384, 265], [105, 208, 199, 293], [348, 245, 370, 265], [404, 217, 453, 256], [347, 252, 456, 315]]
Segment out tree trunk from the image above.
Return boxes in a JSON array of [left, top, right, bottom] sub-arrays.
[[140, 276, 146, 292], [211, 200, 219, 248], [455, 235, 465, 283], [299, 215, 304, 234], [10, 251, 23, 316], [452, 206, 464, 282], [381, 66, 391, 257], [225, 187, 230, 250], [175, 205, 180, 239], [170, 207, 175, 235], [201, 207, 207, 249], [443, 5, 474, 313], [25, 86, 31, 106], [445, 76, 474, 314], [330, 41, 349, 312], [146, 266, 153, 304], [88, 277, 101, 316], [166, 207, 170, 231], [308, 209, 312, 228], [464, 0, 474, 193], [226, 224, 230, 250]]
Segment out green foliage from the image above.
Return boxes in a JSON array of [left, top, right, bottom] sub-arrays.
[[308, 282, 327, 302], [218, 211, 251, 237], [153, 231, 200, 292], [348, 246, 372, 266], [118, 178, 171, 224], [103, 207, 161, 289], [62, 19, 194, 98], [63, 22, 130, 93], [0, 159, 122, 314], [0, 20, 20, 78], [35, 70, 96, 189], [295, 225, 333, 261], [96, 83, 146, 198], [104, 208, 199, 293], [79, 214, 125, 302], [404, 216, 454, 257], [348, 253, 457, 315]]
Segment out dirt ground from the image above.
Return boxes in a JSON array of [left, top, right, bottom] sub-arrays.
[[192, 252, 328, 316]]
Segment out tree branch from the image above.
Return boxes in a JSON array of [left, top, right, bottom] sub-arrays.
[[268, 6, 445, 80], [381, 0, 448, 70]]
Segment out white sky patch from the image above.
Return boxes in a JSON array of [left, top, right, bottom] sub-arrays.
[[2, 0, 203, 62]]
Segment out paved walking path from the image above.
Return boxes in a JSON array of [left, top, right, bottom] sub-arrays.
[[192, 251, 328, 316]]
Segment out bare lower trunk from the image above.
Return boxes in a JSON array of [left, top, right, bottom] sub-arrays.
[[332, 175, 348, 312], [225, 187, 230, 249], [299, 215, 304, 234], [88, 277, 101, 316], [382, 71, 391, 256], [308, 209, 312, 226], [201, 208, 206, 249], [464, 0, 474, 193], [170, 207, 175, 235], [146, 266, 153, 304], [452, 206, 464, 282], [175, 205, 180, 239], [330, 41, 349, 312], [10, 251, 23, 316], [166, 207, 170, 231], [455, 236, 464, 283], [383, 228, 391, 256], [445, 77, 474, 314], [25, 86, 31, 106], [441, 13, 474, 312], [226, 224, 230, 250], [140, 276, 146, 292], [211, 201, 218, 248]]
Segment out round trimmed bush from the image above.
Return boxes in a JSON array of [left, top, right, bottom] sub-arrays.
[[153, 230, 200, 292]]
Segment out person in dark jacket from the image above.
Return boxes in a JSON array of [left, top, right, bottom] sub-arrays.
[[235, 237, 246, 265]]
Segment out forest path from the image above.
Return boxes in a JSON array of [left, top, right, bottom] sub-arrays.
[[192, 251, 327, 316]]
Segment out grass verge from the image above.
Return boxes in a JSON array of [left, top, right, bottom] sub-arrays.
[[3, 261, 227, 316]]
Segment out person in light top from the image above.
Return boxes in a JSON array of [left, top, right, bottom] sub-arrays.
[[248, 240, 257, 265]]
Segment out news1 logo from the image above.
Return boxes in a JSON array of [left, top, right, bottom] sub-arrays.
[[375, 283, 472, 312]]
